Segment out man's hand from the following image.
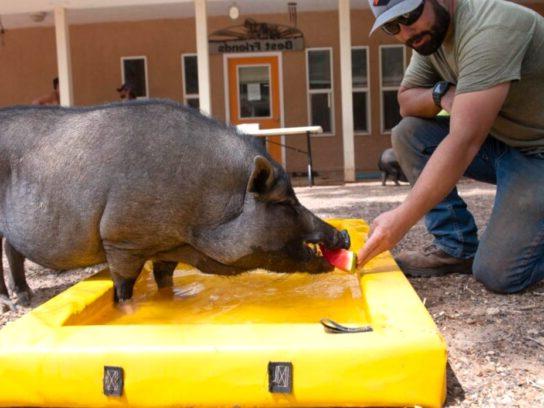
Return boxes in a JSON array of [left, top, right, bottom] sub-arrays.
[[357, 206, 413, 267]]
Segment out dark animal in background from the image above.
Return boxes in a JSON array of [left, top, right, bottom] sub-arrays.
[[378, 148, 407, 186], [0, 100, 350, 303]]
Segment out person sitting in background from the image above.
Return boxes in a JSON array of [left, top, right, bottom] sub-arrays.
[[117, 83, 137, 101], [32, 77, 59, 105]]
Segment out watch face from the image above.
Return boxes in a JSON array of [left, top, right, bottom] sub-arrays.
[[435, 82, 448, 95], [433, 82, 449, 108]]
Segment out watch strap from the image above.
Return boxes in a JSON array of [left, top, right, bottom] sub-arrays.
[[433, 81, 450, 109]]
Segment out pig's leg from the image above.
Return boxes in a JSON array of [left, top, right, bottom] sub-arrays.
[[152, 261, 176, 288], [393, 171, 401, 186], [4, 241, 31, 306], [0, 237, 16, 312], [104, 248, 146, 302]]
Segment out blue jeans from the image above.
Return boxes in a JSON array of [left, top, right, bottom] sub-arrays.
[[392, 116, 544, 293]]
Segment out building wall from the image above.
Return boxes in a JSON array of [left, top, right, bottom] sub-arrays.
[[0, 27, 57, 106], [352, 9, 406, 176], [0, 2, 542, 176]]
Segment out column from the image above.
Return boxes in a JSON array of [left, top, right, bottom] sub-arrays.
[[338, 0, 356, 182], [54, 6, 74, 107], [194, 0, 212, 115]]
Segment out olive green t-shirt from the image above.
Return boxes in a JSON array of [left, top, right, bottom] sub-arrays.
[[402, 0, 544, 152]]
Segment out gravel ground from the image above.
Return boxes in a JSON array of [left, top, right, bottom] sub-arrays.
[[296, 179, 544, 408], [1, 178, 543, 407]]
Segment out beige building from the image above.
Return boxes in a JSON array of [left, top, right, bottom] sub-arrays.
[[1, 0, 543, 180]]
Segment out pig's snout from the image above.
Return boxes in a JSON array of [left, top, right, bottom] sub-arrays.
[[306, 228, 351, 250], [338, 229, 351, 249], [328, 229, 350, 250]]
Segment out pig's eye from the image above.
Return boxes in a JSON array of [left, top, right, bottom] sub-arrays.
[[278, 198, 297, 207], [274, 200, 299, 215]]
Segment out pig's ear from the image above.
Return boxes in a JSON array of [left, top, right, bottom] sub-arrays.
[[247, 155, 277, 196]]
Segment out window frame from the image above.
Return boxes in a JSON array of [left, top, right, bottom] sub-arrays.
[[305, 47, 335, 137], [236, 63, 273, 120], [379, 44, 406, 134], [120, 55, 149, 99], [181, 53, 199, 108], [352, 45, 371, 136]]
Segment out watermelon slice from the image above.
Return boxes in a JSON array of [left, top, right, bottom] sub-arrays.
[[319, 245, 358, 272]]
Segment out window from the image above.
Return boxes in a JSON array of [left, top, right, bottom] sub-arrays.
[[182, 54, 199, 109], [238, 65, 271, 118], [306, 48, 333, 134], [380, 45, 406, 133], [352, 47, 370, 134], [121, 56, 148, 98]]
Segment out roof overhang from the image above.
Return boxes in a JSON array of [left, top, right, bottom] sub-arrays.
[[0, 0, 370, 29]]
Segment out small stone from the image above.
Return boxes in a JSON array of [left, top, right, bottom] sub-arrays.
[[486, 307, 500, 316]]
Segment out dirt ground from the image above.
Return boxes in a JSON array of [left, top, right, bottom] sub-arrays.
[[296, 179, 544, 407], [1, 179, 543, 407]]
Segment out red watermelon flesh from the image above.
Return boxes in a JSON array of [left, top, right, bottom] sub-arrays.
[[319, 245, 357, 272]]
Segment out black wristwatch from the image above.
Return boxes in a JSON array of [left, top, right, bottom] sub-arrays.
[[432, 81, 451, 109]]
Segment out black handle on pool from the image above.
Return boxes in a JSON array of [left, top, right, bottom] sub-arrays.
[[306, 131, 314, 187]]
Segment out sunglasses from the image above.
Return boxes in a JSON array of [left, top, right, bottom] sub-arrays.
[[381, 0, 425, 36]]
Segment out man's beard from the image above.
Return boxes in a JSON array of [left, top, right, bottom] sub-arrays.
[[406, 0, 451, 56]]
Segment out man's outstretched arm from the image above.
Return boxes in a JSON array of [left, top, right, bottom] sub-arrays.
[[358, 82, 510, 266]]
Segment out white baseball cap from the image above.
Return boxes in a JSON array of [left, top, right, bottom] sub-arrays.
[[368, 0, 424, 35]]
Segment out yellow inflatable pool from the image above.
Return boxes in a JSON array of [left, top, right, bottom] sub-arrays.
[[0, 219, 447, 407]]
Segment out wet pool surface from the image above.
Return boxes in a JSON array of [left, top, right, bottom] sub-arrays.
[[76, 264, 368, 325]]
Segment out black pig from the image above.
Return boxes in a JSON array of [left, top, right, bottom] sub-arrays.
[[0, 100, 349, 302], [378, 148, 407, 186]]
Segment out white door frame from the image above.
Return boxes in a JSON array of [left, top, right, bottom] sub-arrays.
[[223, 52, 286, 168]]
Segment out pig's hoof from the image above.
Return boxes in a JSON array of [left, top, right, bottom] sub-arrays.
[[15, 290, 32, 307], [155, 275, 174, 289], [114, 278, 137, 302], [116, 299, 137, 315], [157, 286, 174, 299], [0, 295, 17, 313]]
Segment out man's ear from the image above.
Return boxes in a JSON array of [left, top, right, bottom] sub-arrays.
[[247, 155, 276, 197]]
